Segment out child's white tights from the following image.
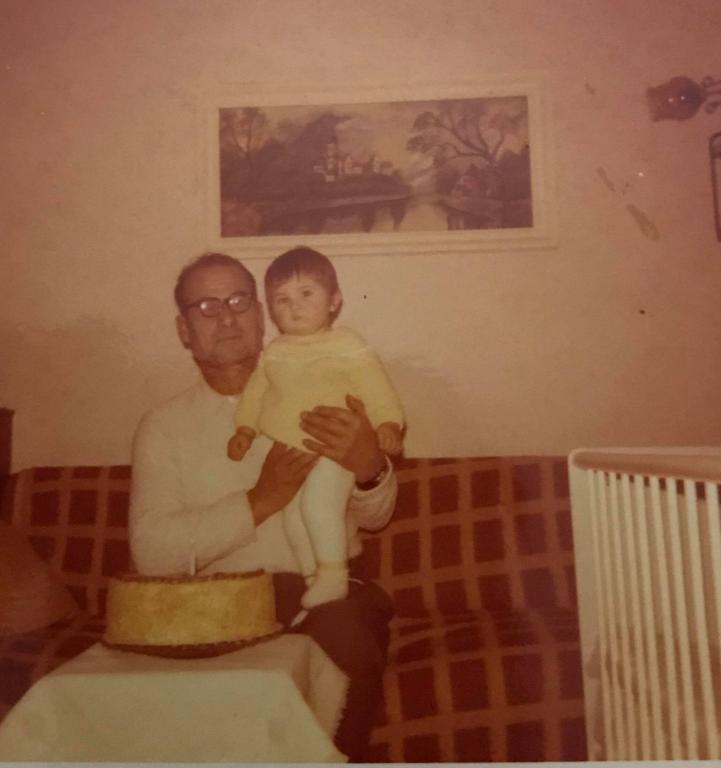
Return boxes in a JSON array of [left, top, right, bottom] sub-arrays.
[[282, 454, 355, 609]]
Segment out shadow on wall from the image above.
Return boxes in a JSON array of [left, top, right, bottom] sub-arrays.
[[0, 316, 188, 468], [384, 357, 486, 458], [0, 317, 484, 466]]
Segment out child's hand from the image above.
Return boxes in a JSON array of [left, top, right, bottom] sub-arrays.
[[376, 422, 403, 456], [227, 427, 257, 461]]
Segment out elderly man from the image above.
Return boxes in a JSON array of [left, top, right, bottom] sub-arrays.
[[128, 251, 396, 761]]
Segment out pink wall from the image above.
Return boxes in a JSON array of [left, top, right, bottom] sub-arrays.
[[2, 0, 721, 469]]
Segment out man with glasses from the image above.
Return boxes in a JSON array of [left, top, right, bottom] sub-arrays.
[[129, 251, 396, 762]]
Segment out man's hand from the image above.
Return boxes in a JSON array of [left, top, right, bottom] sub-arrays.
[[300, 394, 386, 483], [247, 441, 317, 525]]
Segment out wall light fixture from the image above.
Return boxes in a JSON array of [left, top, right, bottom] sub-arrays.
[[646, 76, 721, 121]]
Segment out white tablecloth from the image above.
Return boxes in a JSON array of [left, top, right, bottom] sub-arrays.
[[0, 633, 348, 763]]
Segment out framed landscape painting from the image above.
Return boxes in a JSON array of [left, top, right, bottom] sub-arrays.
[[206, 78, 555, 256]]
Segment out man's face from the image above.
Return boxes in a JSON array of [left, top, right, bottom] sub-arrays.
[[176, 264, 264, 367]]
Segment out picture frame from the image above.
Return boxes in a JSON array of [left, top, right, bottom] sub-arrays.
[[205, 77, 556, 257], [710, 130, 721, 242]]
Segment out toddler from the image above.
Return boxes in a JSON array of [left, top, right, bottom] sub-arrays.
[[227, 246, 404, 609]]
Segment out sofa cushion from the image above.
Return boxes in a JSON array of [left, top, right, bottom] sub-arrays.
[[0, 524, 80, 637], [367, 608, 586, 762], [0, 457, 587, 763], [357, 456, 577, 617]]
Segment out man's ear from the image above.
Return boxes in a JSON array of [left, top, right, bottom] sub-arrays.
[[255, 301, 265, 338], [176, 314, 191, 349]]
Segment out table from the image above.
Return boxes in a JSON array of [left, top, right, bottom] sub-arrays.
[[0, 633, 348, 762]]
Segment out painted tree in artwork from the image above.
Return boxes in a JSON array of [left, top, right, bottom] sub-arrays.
[[219, 107, 274, 200], [219, 107, 351, 203], [406, 97, 532, 228]]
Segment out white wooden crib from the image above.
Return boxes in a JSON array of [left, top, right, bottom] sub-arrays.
[[569, 448, 721, 760]]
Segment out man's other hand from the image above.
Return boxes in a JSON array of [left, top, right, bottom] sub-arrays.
[[247, 441, 317, 525], [300, 394, 386, 484]]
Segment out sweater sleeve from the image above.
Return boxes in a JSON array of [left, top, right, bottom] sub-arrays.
[[129, 411, 257, 576], [348, 456, 398, 531], [344, 344, 404, 429], [233, 355, 268, 430]]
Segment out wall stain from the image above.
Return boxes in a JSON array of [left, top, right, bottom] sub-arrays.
[[596, 167, 659, 240], [596, 167, 615, 192], [626, 204, 660, 240]]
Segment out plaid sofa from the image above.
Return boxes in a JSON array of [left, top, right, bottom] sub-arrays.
[[0, 456, 587, 762]]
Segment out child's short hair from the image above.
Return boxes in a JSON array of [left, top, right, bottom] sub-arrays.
[[264, 246, 339, 298]]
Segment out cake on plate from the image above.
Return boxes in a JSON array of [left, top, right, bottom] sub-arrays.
[[103, 570, 283, 657]]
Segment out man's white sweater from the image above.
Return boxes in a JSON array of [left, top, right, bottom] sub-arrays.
[[129, 377, 397, 576]]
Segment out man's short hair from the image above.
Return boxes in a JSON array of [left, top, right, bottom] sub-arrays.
[[264, 246, 339, 298], [174, 252, 257, 310]]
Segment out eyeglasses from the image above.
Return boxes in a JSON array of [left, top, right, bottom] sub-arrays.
[[182, 291, 254, 318]]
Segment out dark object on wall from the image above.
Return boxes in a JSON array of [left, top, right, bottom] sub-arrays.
[[711, 132, 721, 242], [0, 409, 13, 499], [646, 76, 721, 121], [647, 77, 721, 242]]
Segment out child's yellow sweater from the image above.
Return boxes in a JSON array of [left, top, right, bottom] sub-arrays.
[[234, 327, 404, 451]]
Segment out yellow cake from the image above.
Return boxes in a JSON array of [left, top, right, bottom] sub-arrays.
[[103, 570, 282, 656]]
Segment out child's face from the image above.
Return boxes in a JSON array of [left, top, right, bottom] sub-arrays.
[[268, 273, 341, 336]]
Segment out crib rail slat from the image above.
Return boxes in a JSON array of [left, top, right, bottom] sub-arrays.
[[622, 473, 649, 758], [684, 480, 717, 758], [702, 482, 721, 758], [596, 471, 626, 758], [649, 475, 682, 758], [608, 472, 636, 757], [588, 470, 614, 759], [665, 481, 697, 757], [632, 473, 663, 759]]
